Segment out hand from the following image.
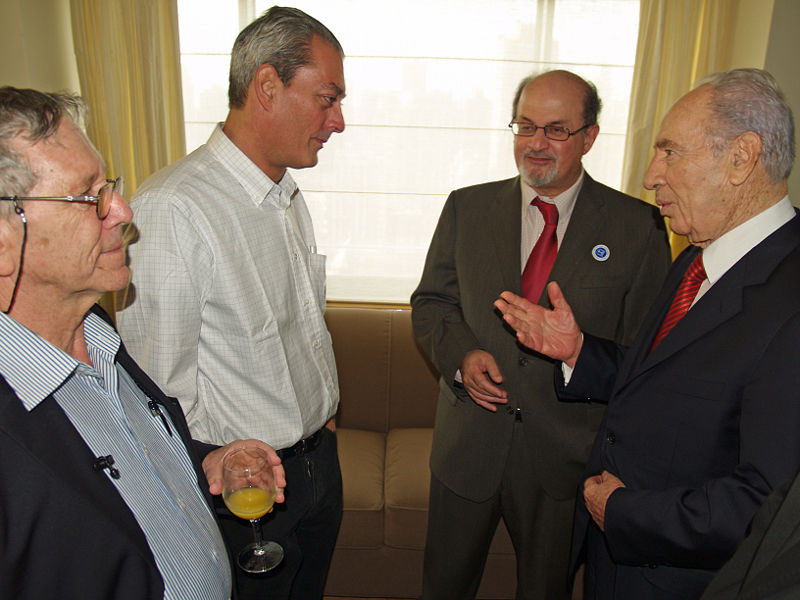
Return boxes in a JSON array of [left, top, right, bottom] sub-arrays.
[[204, 439, 286, 504], [325, 417, 336, 432], [460, 349, 508, 412], [494, 282, 583, 368], [583, 470, 625, 532]]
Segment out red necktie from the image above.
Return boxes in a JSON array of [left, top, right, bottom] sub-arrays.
[[649, 253, 706, 353], [521, 197, 559, 303]]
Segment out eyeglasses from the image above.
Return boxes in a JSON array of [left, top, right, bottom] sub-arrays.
[[508, 122, 591, 141], [0, 176, 122, 220]]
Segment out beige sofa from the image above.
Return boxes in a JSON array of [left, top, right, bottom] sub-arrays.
[[323, 305, 516, 599]]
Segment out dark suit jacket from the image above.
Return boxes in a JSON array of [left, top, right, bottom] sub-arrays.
[[0, 306, 222, 599], [563, 215, 800, 599], [701, 470, 800, 600], [411, 174, 670, 501]]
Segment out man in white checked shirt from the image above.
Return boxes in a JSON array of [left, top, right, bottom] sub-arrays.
[[118, 6, 345, 599], [0, 86, 285, 600]]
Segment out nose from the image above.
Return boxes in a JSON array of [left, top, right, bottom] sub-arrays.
[[329, 103, 345, 134], [104, 188, 133, 226], [527, 126, 550, 151], [642, 154, 663, 191]]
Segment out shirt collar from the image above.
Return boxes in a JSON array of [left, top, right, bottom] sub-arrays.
[[520, 169, 584, 221], [0, 311, 120, 411], [206, 123, 299, 209], [702, 195, 794, 285]]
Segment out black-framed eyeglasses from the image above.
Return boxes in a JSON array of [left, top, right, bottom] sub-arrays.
[[0, 176, 122, 220], [508, 122, 591, 141]]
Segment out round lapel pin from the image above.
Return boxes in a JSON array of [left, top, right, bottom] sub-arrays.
[[592, 244, 610, 261]]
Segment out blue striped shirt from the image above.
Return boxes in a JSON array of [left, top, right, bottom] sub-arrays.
[[0, 311, 231, 600]]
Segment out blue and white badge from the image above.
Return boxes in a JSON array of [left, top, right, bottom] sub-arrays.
[[592, 244, 610, 261]]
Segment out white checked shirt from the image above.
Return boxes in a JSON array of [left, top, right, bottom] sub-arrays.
[[118, 124, 339, 449]]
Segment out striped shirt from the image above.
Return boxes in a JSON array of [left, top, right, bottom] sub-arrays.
[[0, 311, 231, 600]]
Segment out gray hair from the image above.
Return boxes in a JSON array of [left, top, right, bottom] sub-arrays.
[[511, 70, 602, 128], [697, 68, 795, 182], [0, 87, 85, 216], [228, 5, 344, 109]]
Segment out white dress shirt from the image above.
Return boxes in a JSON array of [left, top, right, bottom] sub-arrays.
[[693, 195, 794, 306], [118, 124, 339, 449], [520, 170, 584, 268]]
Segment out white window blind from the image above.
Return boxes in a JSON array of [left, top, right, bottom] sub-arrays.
[[178, 0, 640, 303]]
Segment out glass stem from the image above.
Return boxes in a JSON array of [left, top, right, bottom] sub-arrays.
[[250, 517, 263, 546]]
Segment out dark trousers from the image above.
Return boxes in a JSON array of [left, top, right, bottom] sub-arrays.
[[422, 420, 575, 600], [219, 427, 343, 600]]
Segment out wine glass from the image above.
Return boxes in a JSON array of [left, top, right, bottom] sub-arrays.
[[222, 446, 284, 573]]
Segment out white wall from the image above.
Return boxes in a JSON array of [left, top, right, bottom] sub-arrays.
[[764, 0, 800, 202]]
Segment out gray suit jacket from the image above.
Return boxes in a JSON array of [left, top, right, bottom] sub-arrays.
[[411, 174, 670, 501], [701, 470, 800, 600]]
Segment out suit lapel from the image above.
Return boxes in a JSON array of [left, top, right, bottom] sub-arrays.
[[623, 215, 800, 384], [489, 177, 523, 294], [546, 175, 604, 303]]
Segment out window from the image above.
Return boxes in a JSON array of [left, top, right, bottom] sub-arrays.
[[178, 0, 640, 302]]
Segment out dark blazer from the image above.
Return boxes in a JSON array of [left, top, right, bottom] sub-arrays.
[[412, 174, 670, 501], [563, 214, 800, 599], [0, 306, 222, 600], [701, 470, 800, 600]]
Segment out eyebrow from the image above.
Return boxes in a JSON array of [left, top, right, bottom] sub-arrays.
[[654, 138, 679, 151], [324, 83, 346, 99], [516, 117, 569, 126]]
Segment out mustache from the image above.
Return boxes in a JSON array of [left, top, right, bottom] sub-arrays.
[[523, 150, 557, 160]]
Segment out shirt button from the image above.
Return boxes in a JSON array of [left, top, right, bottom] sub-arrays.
[[518, 356, 528, 366], [607, 431, 616, 445], [313, 339, 321, 349], [304, 298, 310, 306]]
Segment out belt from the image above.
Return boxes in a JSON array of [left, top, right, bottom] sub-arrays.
[[277, 428, 324, 460]]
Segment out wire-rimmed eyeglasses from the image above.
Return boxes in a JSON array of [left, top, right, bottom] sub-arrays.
[[0, 176, 122, 220], [508, 122, 591, 141], [0, 177, 122, 314]]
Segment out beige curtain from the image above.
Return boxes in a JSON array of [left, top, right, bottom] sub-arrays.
[[70, 0, 185, 315], [622, 0, 737, 258], [70, 0, 185, 193]]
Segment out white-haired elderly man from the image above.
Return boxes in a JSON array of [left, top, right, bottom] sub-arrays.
[[0, 86, 284, 600]]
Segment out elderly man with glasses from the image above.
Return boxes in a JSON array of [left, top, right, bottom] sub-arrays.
[[0, 86, 284, 600], [411, 69, 671, 599]]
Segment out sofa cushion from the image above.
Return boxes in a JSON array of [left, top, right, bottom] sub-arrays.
[[385, 427, 433, 549], [337, 427, 385, 547]]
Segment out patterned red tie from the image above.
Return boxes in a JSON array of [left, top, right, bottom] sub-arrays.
[[649, 253, 706, 353], [521, 197, 559, 303]]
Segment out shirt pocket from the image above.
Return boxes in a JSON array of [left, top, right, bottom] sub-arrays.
[[309, 252, 327, 310]]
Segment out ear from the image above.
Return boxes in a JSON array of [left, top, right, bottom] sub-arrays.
[[581, 124, 600, 155], [0, 216, 21, 278], [728, 131, 762, 186], [251, 63, 282, 112]]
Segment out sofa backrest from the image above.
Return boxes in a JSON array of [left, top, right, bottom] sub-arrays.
[[325, 306, 439, 433]]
